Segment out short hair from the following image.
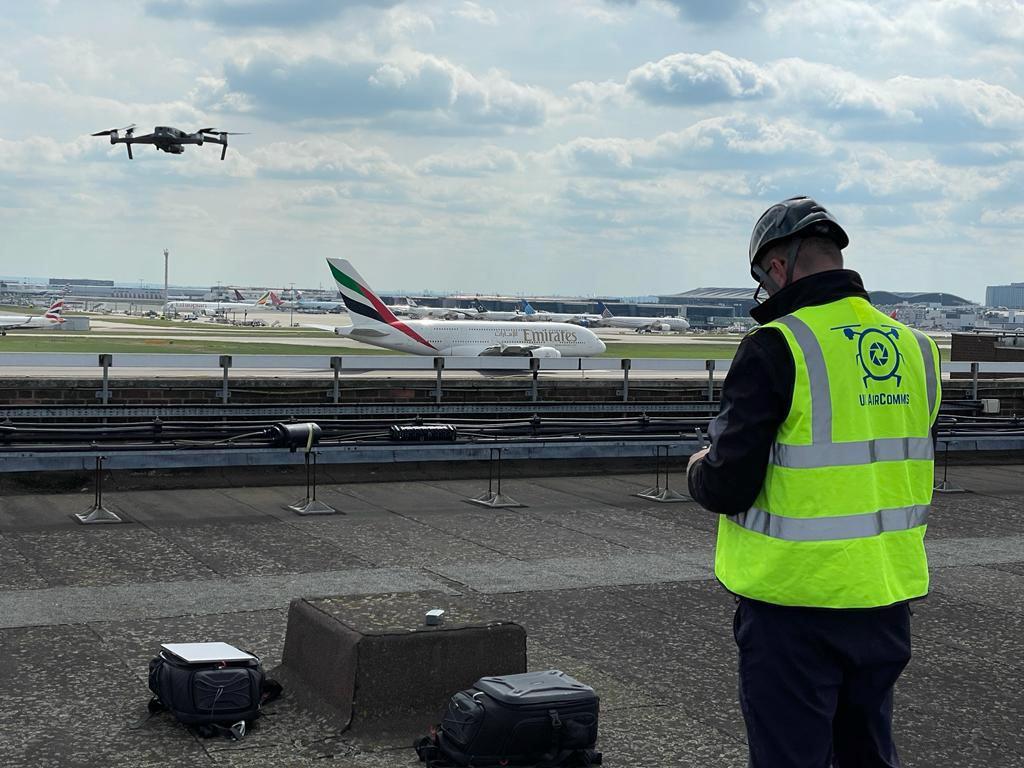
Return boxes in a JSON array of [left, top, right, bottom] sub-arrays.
[[759, 236, 843, 271]]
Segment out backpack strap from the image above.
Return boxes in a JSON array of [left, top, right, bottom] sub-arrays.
[[261, 678, 283, 705], [539, 710, 603, 768], [414, 733, 461, 767], [193, 720, 248, 741], [130, 698, 167, 730]]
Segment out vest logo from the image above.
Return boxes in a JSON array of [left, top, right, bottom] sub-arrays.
[[837, 325, 903, 388]]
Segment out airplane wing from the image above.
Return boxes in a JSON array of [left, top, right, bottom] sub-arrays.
[[300, 324, 342, 333], [300, 324, 391, 338], [347, 327, 392, 338]]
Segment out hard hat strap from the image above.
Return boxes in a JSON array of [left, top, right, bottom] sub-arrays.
[[784, 237, 803, 286]]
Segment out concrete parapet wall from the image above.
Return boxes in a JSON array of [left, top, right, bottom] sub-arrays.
[[274, 593, 527, 743]]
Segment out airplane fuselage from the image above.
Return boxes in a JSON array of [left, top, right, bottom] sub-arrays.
[[0, 314, 62, 331], [338, 318, 606, 357], [164, 300, 259, 315], [603, 316, 689, 332]]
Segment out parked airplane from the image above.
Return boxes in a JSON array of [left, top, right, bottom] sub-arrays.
[[320, 259, 605, 357], [470, 301, 525, 322], [0, 300, 65, 334], [165, 291, 272, 316], [521, 301, 602, 326], [405, 301, 479, 320], [268, 292, 345, 313], [386, 298, 419, 316], [597, 302, 690, 333]]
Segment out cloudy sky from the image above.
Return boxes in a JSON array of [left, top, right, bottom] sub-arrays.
[[1, 0, 1023, 300]]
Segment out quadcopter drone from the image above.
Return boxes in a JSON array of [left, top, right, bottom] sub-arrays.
[[90, 125, 247, 160]]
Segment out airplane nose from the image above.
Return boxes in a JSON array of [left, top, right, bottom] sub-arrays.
[[595, 337, 606, 355]]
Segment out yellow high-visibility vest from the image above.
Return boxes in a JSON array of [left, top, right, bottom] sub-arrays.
[[715, 297, 940, 608]]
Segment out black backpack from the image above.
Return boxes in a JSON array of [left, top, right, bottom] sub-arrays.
[[147, 651, 281, 739], [415, 670, 601, 767]]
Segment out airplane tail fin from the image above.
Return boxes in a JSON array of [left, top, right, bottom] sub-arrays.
[[521, 300, 535, 315], [45, 300, 65, 322], [408, 298, 418, 307], [267, 291, 284, 307], [326, 259, 438, 351], [327, 259, 401, 327], [233, 288, 246, 301], [597, 301, 613, 319]]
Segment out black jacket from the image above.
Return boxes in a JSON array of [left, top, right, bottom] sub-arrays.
[[687, 270, 870, 515]]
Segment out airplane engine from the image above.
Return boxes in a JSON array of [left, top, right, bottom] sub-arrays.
[[528, 346, 561, 358], [654, 322, 670, 332], [479, 345, 561, 358]]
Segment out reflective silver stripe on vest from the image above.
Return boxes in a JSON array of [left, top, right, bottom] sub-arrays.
[[734, 505, 929, 542], [910, 328, 938, 417], [772, 437, 934, 468], [776, 314, 832, 443]]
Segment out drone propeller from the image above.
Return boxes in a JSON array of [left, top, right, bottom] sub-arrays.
[[90, 124, 136, 137]]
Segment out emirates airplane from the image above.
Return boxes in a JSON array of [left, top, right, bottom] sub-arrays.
[[322, 259, 606, 358], [0, 300, 65, 334]]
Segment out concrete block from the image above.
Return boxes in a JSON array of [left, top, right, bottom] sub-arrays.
[[273, 593, 527, 743]]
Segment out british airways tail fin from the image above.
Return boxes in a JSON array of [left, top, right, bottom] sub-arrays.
[[45, 299, 65, 322]]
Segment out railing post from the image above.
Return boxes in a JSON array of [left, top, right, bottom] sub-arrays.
[[330, 356, 343, 404], [530, 357, 540, 403], [706, 359, 716, 403], [621, 358, 631, 403], [971, 362, 979, 400], [98, 354, 112, 405], [433, 357, 444, 404], [74, 455, 124, 524], [466, 447, 524, 508], [219, 355, 232, 404]]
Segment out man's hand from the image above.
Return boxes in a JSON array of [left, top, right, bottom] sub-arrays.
[[687, 447, 710, 472]]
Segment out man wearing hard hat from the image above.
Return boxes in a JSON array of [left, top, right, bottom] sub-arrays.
[[687, 197, 941, 767]]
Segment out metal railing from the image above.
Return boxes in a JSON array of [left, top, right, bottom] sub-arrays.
[[0, 352, 1019, 407]]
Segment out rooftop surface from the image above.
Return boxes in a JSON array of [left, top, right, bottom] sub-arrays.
[[0, 464, 1021, 767]]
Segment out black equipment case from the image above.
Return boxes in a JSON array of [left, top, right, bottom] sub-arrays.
[[416, 669, 601, 767], [148, 650, 265, 728]]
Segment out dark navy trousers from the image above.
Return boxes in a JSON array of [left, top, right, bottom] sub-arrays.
[[733, 597, 912, 768]]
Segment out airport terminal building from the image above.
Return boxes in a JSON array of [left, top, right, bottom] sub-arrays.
[[986, 283, 1024, 309]]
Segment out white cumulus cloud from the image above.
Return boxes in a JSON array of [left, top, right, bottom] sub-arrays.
[[625, 51, 777, 105]]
